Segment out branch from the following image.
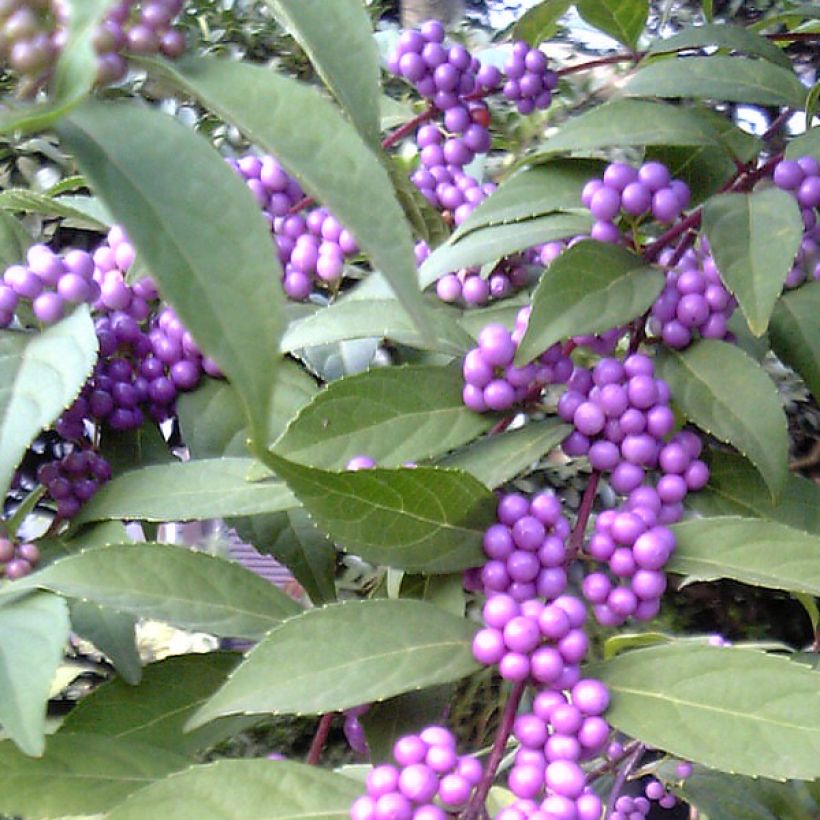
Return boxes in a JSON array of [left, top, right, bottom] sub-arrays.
[[605, 743, 645, 818], [306, 712, 334, 765], [557, 52, 645, 77], [567, 471, 600, 561]]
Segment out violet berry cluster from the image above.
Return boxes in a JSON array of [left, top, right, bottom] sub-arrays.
[[462, 308, 572, 413], [0, 534, 40, 580], [349, 725, 483, 820], [581, 161, 691, 244], [772, 155, 820, 289], [431, 250, 531, 307], [502, 40, 558, 114], [648, 243, 736, 349], [0, 0, 186, 88], [36, 447, 111, 521]]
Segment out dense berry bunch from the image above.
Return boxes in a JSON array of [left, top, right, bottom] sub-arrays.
[[648, 243, 736, 349], [772, 155, 820, 288], [0, 0, 186, 88], [36, 446, 111, 520], [462, 309, 572, 413], [502, 40, 557, 114], [228, 154, 305, 228], [0, 534, 40, 579], [433, 252, 530, 306], [581, 161, 691, 244], [349, 725, 483, 819]]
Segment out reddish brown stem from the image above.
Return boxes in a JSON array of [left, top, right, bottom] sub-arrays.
[[585, 739, 642, 785], [567, 471, 600, 562], [460, 680, 526, 820], [382, 103, 438, 150], [605, 743, 645, 818], [306, 712, 334, 765], [767, 32, 820, 42], [557, 52, 645, 77]]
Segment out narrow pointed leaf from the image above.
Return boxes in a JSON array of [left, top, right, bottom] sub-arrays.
[[0, 188, 109, 230], [513, 0, 573, 45], [9, 544, 301, 639], [107, 759, 362, 820], [73, 458, 298, 525], [577, 0, 648, 49], [588, 643, 820, 780], [281, 297, 473, 356], [68, 599, 141, 685], [59, 100, 283, 448], [0, 734, 187, 818], [689, 451, 820, 535], [625, 56, 808, 108], [517, 240, 664, 364], [59, 652, 256, 755], [646, 23, 792, 68], [419, 213, 591, 286], [668, 516, 820, 595], [438, 420, 571, 488], [655, 340, 788, 501], [0, 593, 70, 757], [769, 282, 820, 402], [538, 100, 721, 156], [266, 0, 381, 145], [273, 365, 493, 468], [143, 54, 431, 338], [386, 159, 449, 248], [0, 307, 97, 498], [0, 210, 30, 269], [265, 454, 494, 572], [190, 599, 478, 725], [785, 126, 820, 160], [452, 160, 604, 240], [703, 189, 803, 335]]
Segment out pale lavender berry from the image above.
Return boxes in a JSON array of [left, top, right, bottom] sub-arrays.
[[545, 760, 586, 799]]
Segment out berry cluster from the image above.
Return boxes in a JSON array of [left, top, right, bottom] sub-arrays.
[[502, 40, 557, 114], [0, 534, 40, 580], [432, 251, 530, 307], [461, 310, 572, 413], [36, 447, 111, 521], [648, 243, 736, 349], [349, 725, 483, 820], [772, 155, 820, 289], [581, 162, 691, 243], [0, 0, 186, 89]]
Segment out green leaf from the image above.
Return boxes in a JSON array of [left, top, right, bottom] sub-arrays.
[[265, 454, 495, 572], [769, 282, 820, 402], [452, 160, 604, 240], [73, 458, 298, 525], [437, 419, 570, 488], [690, 450, 820, 535], [99, 422, 172, 476], [0, 733, 187, 818], [68, 599, 141, 685], [703, 189, 803, 335], [655, 340, 789, 501], [10, 544, 301, 639], [655, 761, 818, 820], [106, 759, 363, 820], [58, 652, 258, 755], [399, 572, 466, 617], [537, 100, 721, 156], [231, 507, 337, 605], [603, 632, 672, 660], [701, 0, 714, 21], [669, 516, 820, 596], [273, 364, 493, 468], [793, 593, 819, 635], [516, 240, 664, 364], [265, 0, 381, 146], [59, 100, 283, 450], [512, 0, 573, 45], [786, 127, 820, 161], [577, 0, 648, 50], [588, 643, 820, 780], [625, 55, 808, 108], [0, 0, 109, 135], [189, 599, 479, 725], [0, 593, 69, 757], [177, 363, 318, 460], [281, 297, 473, 356], [387, 157, 450, 248], [0, 188, 109, 231], [143, 54, 431, 340], [0, 210, 30, 269], [0, 307, 97, 498], [419, 213, 591, 286], [646, 23, 793, 69], [361, 685, 455, 762]]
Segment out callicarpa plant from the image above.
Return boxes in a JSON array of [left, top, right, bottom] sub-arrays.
[[0, 0, 818, 817]]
